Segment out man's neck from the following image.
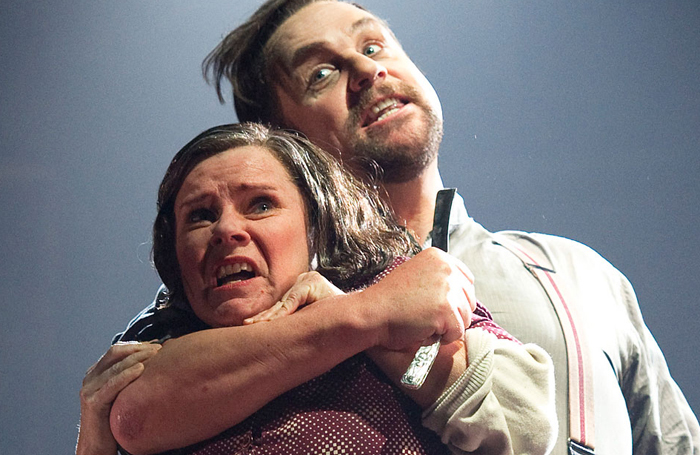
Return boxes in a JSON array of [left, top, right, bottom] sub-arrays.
[[381, 160, 444, 246]]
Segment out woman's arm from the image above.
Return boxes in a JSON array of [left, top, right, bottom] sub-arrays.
[[110, 248, 473, 455]]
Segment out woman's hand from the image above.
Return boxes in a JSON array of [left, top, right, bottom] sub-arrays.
[[76, 342, 161, 455], [244, 271, 344, 324]]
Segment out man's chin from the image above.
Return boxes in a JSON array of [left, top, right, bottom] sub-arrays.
[[347, 139, 436, 184], [380, 154, 435, 184], [344, 109, 442, 183]]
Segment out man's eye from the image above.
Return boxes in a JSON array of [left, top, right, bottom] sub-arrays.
[[188, 208, 216, 224], [363, 43, 382, 57], [311, 67, 332, 83]]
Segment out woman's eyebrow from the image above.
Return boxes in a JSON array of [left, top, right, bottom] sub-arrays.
[[176, 192, 211, 211]]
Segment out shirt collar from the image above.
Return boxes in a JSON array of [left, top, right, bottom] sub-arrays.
[[422, 191, 468, 249]]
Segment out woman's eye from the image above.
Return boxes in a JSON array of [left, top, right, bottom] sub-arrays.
[[255, 202, 270, 213], [188, 208, 216, 224], [363, 43, 382, 57], [250, 198, 275, 214]]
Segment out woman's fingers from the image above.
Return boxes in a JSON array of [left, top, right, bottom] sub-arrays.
[[244, 271, 344, 324], [91, 361, 145, 405], [81, 343, 161, 409], [77, 343, 160, 455], [85, 342, 156, 378]]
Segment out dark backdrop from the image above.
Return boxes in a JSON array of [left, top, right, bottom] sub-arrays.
[[0, 1, 697, 453]]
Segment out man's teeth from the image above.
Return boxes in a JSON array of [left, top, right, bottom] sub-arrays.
[[217, 262, 253, 280], [377, 107, 400, 122], [371, 98, 401, 122]]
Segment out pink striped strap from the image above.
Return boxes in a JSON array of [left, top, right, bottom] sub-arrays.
[[494, 234, 595, 451]]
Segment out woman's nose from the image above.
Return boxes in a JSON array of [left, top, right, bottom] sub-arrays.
[[210, 211, 250, 246], [348, 55, 387, 93]]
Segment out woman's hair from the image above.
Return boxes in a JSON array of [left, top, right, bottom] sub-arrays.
[[153, 122, 420, 306]]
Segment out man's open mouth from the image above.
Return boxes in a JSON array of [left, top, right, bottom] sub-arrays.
[[363, 97, 406, 127]]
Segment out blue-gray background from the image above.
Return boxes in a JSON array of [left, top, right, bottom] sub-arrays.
[[1, 1, 698, 452]]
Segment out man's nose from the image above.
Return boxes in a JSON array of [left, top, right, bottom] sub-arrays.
[[210, 211, 251, 246], [348, 55, 387, 93]]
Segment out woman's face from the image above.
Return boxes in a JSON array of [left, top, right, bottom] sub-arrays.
[[174, 145, 310, 327]]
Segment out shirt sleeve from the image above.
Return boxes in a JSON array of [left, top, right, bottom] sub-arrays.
[[614, 270, 700, 454], [422, 328, 557, 455]]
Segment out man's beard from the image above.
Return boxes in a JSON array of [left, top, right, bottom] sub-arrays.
[[343, 83, 443, 184]]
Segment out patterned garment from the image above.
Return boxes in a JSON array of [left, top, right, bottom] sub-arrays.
[[167, 355, 450, 455]]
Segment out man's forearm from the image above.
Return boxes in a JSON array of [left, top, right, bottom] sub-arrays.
[[110, 293, 375, 455], [111, 249, 474, 454], [367, 339, 467, 409]]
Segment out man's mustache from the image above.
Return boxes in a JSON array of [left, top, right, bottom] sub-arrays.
[[347, 82, 421, 129]]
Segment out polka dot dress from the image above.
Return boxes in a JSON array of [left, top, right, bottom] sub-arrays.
[[165, 356, 449, 455]]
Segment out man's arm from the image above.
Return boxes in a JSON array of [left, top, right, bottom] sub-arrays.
[[367, 315, 556, 455], [421, 330, 556, 455], [614, 271, 700, 453], [110, 248, 472, 455], [250, 255, 558, 454]]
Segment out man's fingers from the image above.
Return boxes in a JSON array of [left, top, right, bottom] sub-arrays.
[[453, 259, 475, 285], [420, 334, 442, 347], [440, 308, 467, 344], [244, 293, 301, 324], [244, 280, 310, 324]]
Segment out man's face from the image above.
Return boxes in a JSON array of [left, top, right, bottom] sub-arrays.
[[267, 1, 443, 183]]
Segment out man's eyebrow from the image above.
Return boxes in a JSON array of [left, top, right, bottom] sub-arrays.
[[288, 42, 329, 70], [286, 17, 383, 70], [349, 16, 381, 35]]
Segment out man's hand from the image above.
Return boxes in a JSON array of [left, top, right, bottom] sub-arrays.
[[364, 247, 476, 351], [245, 248, 475, 352]]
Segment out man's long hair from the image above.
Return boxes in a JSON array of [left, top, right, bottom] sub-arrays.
[[203, 0, 328, 123], [203, 0, 383, 125]]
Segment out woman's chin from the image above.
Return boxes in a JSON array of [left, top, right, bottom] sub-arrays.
[[199, 298, 276, 328]]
